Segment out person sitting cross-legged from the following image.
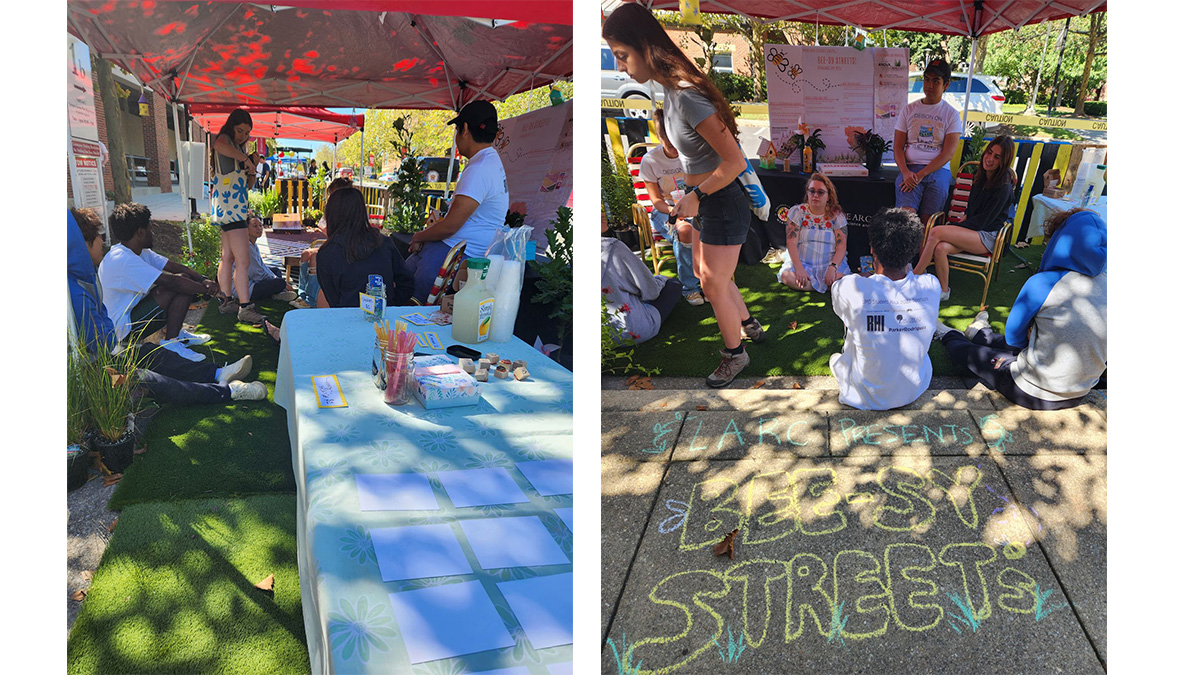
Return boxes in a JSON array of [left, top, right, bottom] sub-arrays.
[[70, 209, 267, 404], [98, 202, 222, 363], [232, 216, 303, 306], [778, 172, 851, 293], [933, 208, 1107, 410], [830, 207, 943, 410], [601, 220, 683, 344]]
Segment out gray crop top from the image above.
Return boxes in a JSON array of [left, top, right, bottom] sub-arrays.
[[663, 85, 723, 175]]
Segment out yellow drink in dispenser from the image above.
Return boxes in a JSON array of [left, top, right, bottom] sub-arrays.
[[452, 257, 495, 344]]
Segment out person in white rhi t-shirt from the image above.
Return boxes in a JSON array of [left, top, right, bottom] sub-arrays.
[[638, 108, 703, 306], [829, 207, 943, 410], [406, 100, 509, 300]]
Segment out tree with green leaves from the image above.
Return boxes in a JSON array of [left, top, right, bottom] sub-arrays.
[[385, 115, 428, 233]]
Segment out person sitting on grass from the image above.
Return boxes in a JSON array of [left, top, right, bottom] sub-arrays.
[[914, 134, 1017, 301], [70, 209, 267, 404], [830, 207, 943, 410], [778, 172, 851, 293], [232, 216, 303, 306], [933, 208, 1106, 410], [316, 187, 415, 308], [601, 220, 683, 344], [98, 202, 223, 363]]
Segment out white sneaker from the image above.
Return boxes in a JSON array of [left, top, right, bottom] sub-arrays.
[[933, 321, 954, 340], [940, 289, 951, 302], [216, 355, 253, 385], [271, 290, 299, 302], [685, 290, 705, 306], [177, 328, 212, 346], [159, 338, 205, 362], [965, 310, 990, 340], [228, 381, 268, 401]]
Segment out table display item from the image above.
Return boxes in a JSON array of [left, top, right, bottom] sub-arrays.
[[446, 344, 481, 360], [374, 321, 419, 406], [362, 273, 385, 322], [451, 258, 495, 344], [1079, 164, 1106, 207], [1068, 147, 1105, 203], [412, 354, 481, 409], [483, 225, 533, 343]]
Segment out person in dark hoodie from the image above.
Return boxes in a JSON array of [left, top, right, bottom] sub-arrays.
[[69, 209, 268, 404], [933, 208, 1107, 409]]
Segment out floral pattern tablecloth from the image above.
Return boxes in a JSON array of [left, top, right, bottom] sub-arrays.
[[275, 307, 573, 674]]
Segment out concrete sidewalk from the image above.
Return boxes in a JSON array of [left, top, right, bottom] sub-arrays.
[[600, 379, 1107, 673]]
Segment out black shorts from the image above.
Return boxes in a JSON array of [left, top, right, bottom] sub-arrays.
[[218, 219, 249, 233], [694, 182, 750, 246]]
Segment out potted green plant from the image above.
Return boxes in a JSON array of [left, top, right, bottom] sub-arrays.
[[531, 207, 573, 366], [804, 127, 826, 170], [386, 116, 429, 234], [67, 344, 90, 491], [76, 340, 144, 474], [852, 129, 893, 179]]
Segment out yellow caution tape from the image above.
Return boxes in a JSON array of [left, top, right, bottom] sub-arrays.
[[966, 111, 1107, 132]]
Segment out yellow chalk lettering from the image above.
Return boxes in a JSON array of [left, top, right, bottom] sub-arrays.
[[679, 477, 743, 551], [793, 467, 847, 536], [744, 471, 800, 545], [927, 466, 983, 530], [629, 570, 729, 675], [939, 542, 997, 621], [786, 553, 835, 641], [884, 543, 943, 632], [872, 467, 936, 532], [996, 567, 1038, 614], [833, 550, 890, 639], [725, 559, 790, 648]]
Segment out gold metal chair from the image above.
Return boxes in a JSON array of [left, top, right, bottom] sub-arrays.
[[923, 215, 1012, 310], [631, 203, 673, 275]]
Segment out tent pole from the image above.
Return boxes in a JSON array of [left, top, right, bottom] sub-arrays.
[[172, 101, 193, 252], [963, 37, 978, 131], [358, 108, 364, 190], [444, 125, 457, 202]]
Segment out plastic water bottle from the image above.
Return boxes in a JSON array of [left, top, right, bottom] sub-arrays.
[[366, 274, 385, 322]]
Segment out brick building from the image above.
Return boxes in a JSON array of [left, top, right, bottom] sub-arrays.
[[663, 25, 756, 78], [68, 64, 203, 203]]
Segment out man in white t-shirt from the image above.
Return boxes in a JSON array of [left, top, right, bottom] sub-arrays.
[[98, 203, 222, 362], [407, 100, 509, 298], [894, 58, 962, 227], [829, 207, 942, 410], [639, 108, 703, 305]]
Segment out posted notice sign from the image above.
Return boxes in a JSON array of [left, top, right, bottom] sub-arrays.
[[68, 35, 106, 214]]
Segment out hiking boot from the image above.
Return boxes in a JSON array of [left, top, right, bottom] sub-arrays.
[[685, 290, 705, 306], [272, 290, 299, 302], [965, 310, 990, 340], [237, 303, 268, 325], [216, 355, 253, 385], [289, 298, 311, 309], [177, 328, 212, 346], [705, 349, 750, 388], [740, 318, 766, 343], [228, 380, 268, 401], [219, 297, 239, 314], [159, 338, 205, 363]]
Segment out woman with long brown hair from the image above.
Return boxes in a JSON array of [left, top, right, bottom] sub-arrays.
[[210, 108, 267, 325], [914, 134, 1018, 300], [778, 173, 851, 293], [603, 2, 761, 388]]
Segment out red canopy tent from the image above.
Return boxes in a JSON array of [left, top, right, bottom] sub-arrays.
[[66, 1, 573, 110], [188, 105, 363, 143]]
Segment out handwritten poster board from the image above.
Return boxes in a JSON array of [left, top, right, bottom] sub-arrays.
[[764, 45, 909, 164], [493, 100, 573, 252]]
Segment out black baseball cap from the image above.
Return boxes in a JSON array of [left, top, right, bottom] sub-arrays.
[[924, 58, 952, 82], [447, 100, 498, 136]]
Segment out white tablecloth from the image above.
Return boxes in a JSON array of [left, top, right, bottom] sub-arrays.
[[275, 306, 573, 674], [1028, 194, 1107, 239]]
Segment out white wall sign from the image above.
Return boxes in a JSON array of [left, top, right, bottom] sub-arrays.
[[492, 100, 573, 252], [68, 35, 106, 216]]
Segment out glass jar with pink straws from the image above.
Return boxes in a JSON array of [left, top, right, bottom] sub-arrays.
[[373, 321, 418, 406]]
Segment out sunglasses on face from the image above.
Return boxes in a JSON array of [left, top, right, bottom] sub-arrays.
[[807, 188, 827, 196]]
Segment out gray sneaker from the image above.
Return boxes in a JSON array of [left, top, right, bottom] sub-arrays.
[[237, 303, 268, 325], [965, 310, 990, 340], [216, 355, 253, 385], [705, 349, 750, 388], [933, 321, 954, 340], [740, 318, 766, 343], [271, 290, 299, 302], [228, 380, 268, 401]]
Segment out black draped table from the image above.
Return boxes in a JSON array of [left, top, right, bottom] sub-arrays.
[[744, 161, 900, 272]]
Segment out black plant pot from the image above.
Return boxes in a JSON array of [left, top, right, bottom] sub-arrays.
[[614, 227, 640, 251], [93, 432, 136, 474], [67, 446, 90, 491], [866, 154, 883, 179]]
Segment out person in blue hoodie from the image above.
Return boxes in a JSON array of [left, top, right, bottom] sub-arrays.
[[933, 208, 1106, 409], [69, 209, 268, 404]]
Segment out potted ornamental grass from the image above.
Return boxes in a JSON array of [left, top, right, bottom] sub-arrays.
[[75, 339, 145, 474], [852, 129, 893, 179], [67, 344, 90, 490]]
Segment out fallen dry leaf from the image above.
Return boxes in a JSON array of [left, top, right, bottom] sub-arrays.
[[695, 405, 708, 411], [1014, 241, 1029, 249], [792, 383, 802, 389], [103, 473, 122, 487], [255, 574, 275, 592], [72, 589, 87, 602], [624, 375, 640, 386], [107, 518, 118, 533], [713, 529, 739, 560], [626, 375, 654, 390], [104, 366, 128, 388], [752, 380, 765, 389], [789, 321, 798, 330], [81, 570, 93, 582], [133, 446, 147, 455]]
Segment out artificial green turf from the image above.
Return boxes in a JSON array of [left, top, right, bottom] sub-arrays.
[[109, 299, 298, 508], [631, 244, 1048, 378], [67, 495, 310, 675]]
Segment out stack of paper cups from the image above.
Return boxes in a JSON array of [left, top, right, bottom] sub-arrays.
[[485, 254, 505, 291], [488, 259, 523, 342]]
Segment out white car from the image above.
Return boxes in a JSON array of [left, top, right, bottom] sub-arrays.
[[601, 44, 661, 119], [909, 72, 1006, 129]]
